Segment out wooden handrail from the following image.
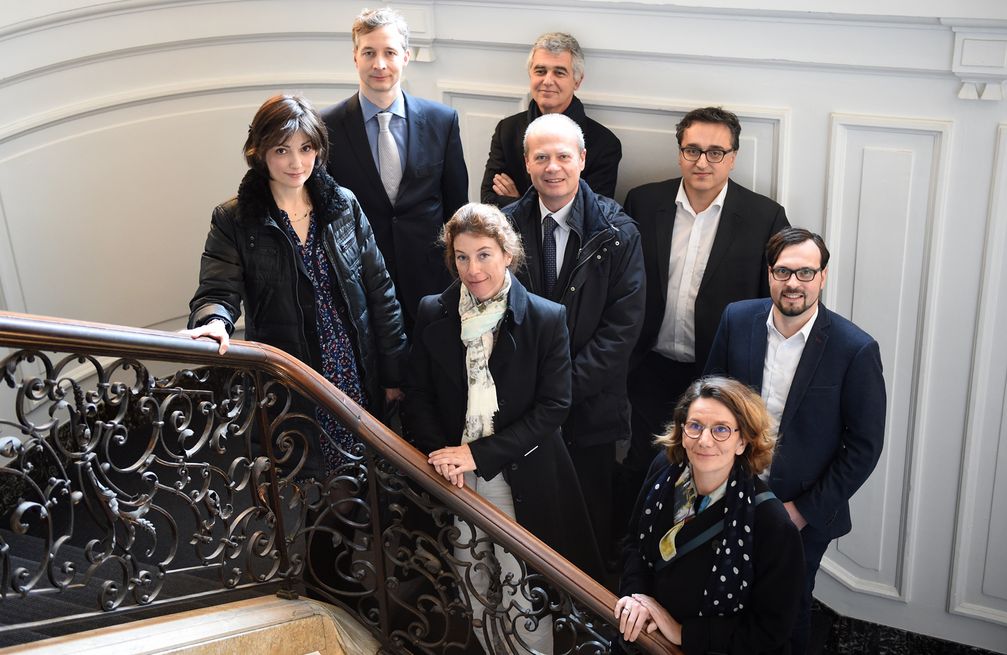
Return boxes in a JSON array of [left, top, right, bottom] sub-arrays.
[[0, 310, 679, 654]]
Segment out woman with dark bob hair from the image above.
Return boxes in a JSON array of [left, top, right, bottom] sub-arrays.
[[404, 202, 602, 652], [186, 94, 406, 477], [616, 376, 804, 654]]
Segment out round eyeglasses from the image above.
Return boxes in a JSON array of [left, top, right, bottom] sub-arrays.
[[771, 266, 822, 282], [682, 421, 738, 442], [680, 147, 734, 163]]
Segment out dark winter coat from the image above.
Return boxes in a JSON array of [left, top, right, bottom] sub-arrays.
[[503, 180, 646, 447], [620, 454, 804, 655], [403, 277, 604, 578], [188, 166, 407, 407]]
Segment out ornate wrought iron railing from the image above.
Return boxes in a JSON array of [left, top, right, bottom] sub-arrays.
[[0, 311, 678, 654]]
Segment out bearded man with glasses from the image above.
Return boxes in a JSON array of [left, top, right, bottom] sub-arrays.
[[704, 227, 887, 655], [617, 107, 789, 554]]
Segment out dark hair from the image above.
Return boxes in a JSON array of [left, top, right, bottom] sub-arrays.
[[441, 203, 525, 275], [765, 227, 830, 269], [243, 95, 329, 177], [675, 106, 742, 152], [654, 376, 776, 474], [352, 7, 409, 51]]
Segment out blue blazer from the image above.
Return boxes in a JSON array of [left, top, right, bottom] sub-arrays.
[[704, 298, 886, 539], [322, 91, 469, 323]]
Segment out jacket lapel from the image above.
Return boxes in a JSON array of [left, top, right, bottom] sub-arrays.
[[749, 301, 772, 390], [401, 92, 425, 194], [655, 196, 675, 304], [778, 306, 830, 436], [699, 179, 738, 290], [343, 93, 390, 206], [422, 289, 466, 392]]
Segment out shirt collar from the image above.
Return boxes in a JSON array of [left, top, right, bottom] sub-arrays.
[[538, 196, 576, 231], [676, 179, 729, 217], [359, 92, 406, 123], [767, 304, 820, 342]]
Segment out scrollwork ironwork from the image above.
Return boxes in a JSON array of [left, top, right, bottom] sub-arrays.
[[0, 339, 632, 653]]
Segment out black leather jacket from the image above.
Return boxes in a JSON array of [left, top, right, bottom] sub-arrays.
[[188, 167, 407, 407]]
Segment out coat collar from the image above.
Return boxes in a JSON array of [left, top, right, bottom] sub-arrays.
[[235, 166, 349, 227], [422, 275, 530, 391], [779, 304, 831, 434], [508, 178, 621, 242], [527, 95, 588, 124]]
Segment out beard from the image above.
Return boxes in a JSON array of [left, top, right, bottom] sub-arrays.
[[773, 289, 815, 317]]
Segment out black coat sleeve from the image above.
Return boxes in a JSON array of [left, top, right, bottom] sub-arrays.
[[441, 110, 470, 222], [352, 195, 408, 388], [570, 220, 646, 401], [583, 131, 622, 200], [402, 297, 448, 454], [757, 205, 791, 299], [468, 306, 572, 480], [703, 302, 733, 376], [618, 454, 669, 598], [188, 203, 243, 332], [480, 120, 518, 207]]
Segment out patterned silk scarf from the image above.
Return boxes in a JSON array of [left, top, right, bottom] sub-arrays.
[[459, 272, 512, 444], [637, 458, 758, 616]]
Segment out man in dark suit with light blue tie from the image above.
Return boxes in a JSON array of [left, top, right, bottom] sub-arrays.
[[322, 8, 468, 329], [704, 227, 886, 655]]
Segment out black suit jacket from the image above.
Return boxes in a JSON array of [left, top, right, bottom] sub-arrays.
[[480, 96, 622, 207], [704, 298, 887, 539], [322, 91, 468, 324], [624, 177, 789, 369], [403, 277, 602, 578]]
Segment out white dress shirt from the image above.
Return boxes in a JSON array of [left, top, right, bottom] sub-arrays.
[[538, 197, 575, 279], [762, 306, 819, 440], [653, 182, 729, 362]]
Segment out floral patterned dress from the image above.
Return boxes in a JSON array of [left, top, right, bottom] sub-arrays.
[[280, 211, 368, 475]]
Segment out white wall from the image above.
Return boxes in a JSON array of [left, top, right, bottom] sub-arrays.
[[0, 1, 1005, 650]]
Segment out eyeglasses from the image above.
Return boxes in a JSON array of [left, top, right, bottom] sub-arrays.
[[682, 421, 738, 442], [679, 147, 735, 163], [771, 266, 822, 282]]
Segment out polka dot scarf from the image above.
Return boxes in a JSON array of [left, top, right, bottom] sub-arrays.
[[637, 458, 757, 616]]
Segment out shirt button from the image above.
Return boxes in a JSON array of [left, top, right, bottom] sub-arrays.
[[569, 286, 576, 292]]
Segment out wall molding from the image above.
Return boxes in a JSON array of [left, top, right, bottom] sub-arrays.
[[0, 74, 359, 147], [949, 124, 1007, 627], [823, 112, 953, 602], [438, 80, 790, 204]]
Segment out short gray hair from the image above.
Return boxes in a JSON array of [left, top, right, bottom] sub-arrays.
[[523, 113, 586, 156], [352, 7, 409, 51], [526, 32, 585, 82]]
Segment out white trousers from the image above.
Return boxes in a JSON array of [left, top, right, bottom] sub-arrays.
[[454, 471, 554, 654]]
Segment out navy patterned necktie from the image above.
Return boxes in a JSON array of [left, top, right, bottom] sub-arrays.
[[542, 214, 559, 295]]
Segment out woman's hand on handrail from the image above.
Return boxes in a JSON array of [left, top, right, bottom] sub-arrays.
[[633, 593, 682, 646], [615, 594, 654, 642], [428, 444, 476, 488], [181, 319, 230, 355]]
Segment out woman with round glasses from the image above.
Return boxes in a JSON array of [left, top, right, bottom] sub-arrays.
[[615, 376, 804, 654]]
